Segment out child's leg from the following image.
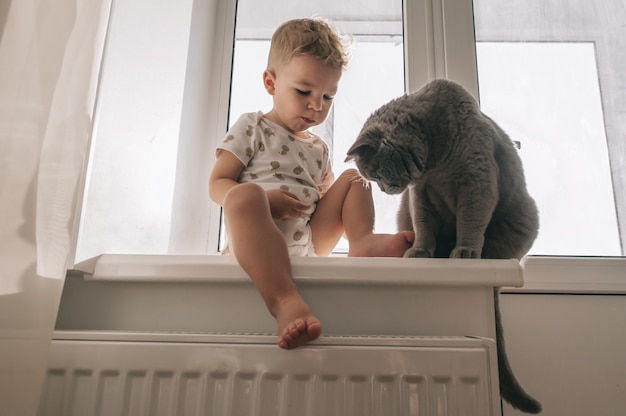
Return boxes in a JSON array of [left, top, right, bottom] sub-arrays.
[[223, 183, 321, 349], [310, 169, 414, 257]]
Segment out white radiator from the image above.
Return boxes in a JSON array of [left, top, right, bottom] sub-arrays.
[[39, 332, 500, 416]]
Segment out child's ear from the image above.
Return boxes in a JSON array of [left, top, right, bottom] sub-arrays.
[[263, 70, 276, 95]]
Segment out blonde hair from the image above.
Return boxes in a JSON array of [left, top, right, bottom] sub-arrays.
[[267, 18, 351, 71]]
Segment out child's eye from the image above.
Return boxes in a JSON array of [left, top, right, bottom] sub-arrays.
[[296, 89, 310, 96], [323, 95, 334, 101]]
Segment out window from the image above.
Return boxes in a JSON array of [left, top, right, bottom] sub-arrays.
[[473, 0, 625, 256], [73, 0, 625, 264], [75, 0, 199, 261], [476, 42, 619, 256], [75, 0, 232, 261]]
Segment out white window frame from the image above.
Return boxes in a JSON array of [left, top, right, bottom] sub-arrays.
[[70, 0, 626, 294]]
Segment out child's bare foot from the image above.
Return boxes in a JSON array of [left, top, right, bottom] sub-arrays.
[[348, 231, 415, 257], [274, 295, 322, 349]]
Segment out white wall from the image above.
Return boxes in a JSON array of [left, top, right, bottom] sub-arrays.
[[500, 293, 626, 415], [0, 171, 64, 415]]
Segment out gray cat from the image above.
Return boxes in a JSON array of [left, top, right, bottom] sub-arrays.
[[346, 79, 541, 414]]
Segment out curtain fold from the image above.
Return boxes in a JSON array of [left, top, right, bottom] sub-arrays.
[[0, 0, 110, 414], [35, 0, 110, 278]]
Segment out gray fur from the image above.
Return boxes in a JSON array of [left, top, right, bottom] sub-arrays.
[[346, 79, 541, 413]]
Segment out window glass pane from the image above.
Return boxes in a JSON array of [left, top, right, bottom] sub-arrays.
[[75, 0, 195, 262], [227, 1, 404, 253], [473, 0, 625, 256], [332, 41, 405, 251]]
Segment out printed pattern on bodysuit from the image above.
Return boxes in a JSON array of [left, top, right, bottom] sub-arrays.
[[217, 111, 334, 253]]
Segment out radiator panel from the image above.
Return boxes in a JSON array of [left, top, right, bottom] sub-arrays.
[[39, 334, 500, 416]]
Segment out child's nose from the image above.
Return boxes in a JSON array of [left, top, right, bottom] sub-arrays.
[[308, 96, 323, 111]]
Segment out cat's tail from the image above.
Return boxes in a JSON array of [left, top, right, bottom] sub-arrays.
[[494, 289, 543, 414]]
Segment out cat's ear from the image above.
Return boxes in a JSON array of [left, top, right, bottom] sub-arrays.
[[345, 132, 379, 162]]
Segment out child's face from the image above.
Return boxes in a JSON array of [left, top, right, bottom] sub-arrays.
[[263, 54, 342, 135]]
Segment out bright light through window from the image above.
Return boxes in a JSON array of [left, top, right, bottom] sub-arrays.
[[477, 42, 620, 256], [472, 0, 625, 257]]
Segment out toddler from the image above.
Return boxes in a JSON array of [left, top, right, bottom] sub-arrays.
[[209, 18, 413, 349]]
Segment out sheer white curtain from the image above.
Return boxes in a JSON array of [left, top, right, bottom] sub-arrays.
[[0, 0, 110, 413]]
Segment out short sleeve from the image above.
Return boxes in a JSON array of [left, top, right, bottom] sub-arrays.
[[216, 112, 260, 166], [316, 140, 335, 194]]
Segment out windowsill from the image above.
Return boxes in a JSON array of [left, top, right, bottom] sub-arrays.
[[72, 254, 626, 294], [64, 254, 509, 337], [505, 256, 626, 294], [73, 254, 523, 288]]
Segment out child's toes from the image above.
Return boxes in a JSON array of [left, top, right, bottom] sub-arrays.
[[306, 318, 322, 338], [279, 322, 301, 349], [292, 318, 306, 332], [278, 330, 294, 349]]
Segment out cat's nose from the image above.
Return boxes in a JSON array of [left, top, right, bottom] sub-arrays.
[[379, 183, 404, 195]]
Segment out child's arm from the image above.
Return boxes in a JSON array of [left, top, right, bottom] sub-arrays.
[[209, 150, 245, 205], [209, 150, 311, 218]]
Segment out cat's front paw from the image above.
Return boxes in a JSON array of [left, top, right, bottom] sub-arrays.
[[450, 246, 481, 258], [403, 247, 432, 258]]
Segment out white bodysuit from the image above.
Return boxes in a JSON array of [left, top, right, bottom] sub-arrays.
[[217, 111, 335, 256]]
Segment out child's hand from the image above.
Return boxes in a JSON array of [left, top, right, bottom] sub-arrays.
[[266, 189, 312, 219]]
